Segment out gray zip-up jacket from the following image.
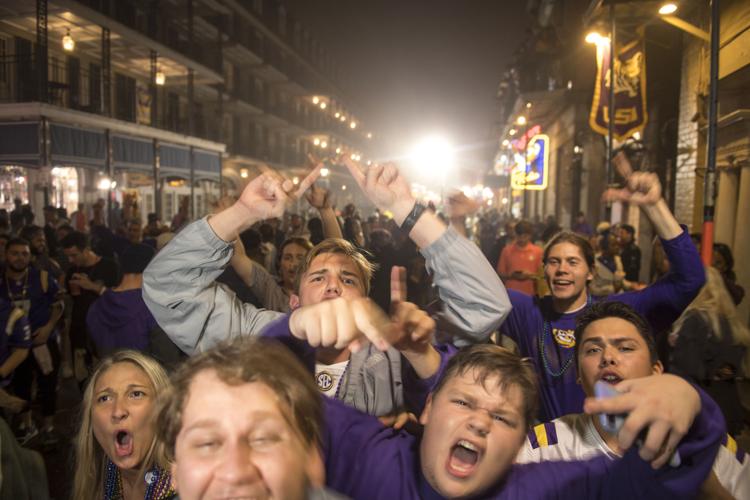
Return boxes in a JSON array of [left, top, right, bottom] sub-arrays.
[[142, 217, 511, 415]]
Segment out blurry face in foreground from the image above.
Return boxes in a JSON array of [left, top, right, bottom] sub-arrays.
[[172, 370, 315, 500], [91, 362, 157, 471], [419, 369, 527, 499]]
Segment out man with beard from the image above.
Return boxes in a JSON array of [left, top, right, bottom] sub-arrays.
[[19, 225, 62, 281], [1, 238, 63, 445]]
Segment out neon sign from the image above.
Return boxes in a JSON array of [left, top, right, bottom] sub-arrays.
[[510, 134, 549, 191]]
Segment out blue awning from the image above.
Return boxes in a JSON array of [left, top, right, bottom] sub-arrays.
[[113, 135, 154, 172], [50, 123, 106, 168], [0, 122, 39, 167], [193, 149, 221, 181], [159, 143, 190, 179]]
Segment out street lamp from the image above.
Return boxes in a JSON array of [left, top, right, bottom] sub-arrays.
[[658, 3, 678, 15], [509, 129, 517, 136], [585, 31, 609, 46], [155, 70, 166, 86], [349, 121, 357, 129], [62, 28, 75, 52], [320, 167, 330, 178], [516, 116, 527, 126], [312, 96, 320, 105]]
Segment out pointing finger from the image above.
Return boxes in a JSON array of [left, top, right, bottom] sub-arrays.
[[343, 156, 366, 188], [390, 266, 407, 304], [295, 163, 322, 198]]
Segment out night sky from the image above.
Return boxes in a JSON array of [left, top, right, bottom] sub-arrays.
[[282, 0, 529, 184]]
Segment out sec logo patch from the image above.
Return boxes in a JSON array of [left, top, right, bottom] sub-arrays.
[[316, 371, 334, 391]]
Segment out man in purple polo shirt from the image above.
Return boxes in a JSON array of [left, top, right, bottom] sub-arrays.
[[500, 152, 705, 420]]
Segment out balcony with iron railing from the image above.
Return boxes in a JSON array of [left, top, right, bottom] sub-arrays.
[[0, 54, 222, 143], [75, 0, 222, 75]]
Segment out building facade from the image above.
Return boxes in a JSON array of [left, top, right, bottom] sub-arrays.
[[0, 0, 371, 226]]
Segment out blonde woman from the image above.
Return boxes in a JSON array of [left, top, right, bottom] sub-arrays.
[[669, 267, 750, 435], [73, 351, 175, 500]]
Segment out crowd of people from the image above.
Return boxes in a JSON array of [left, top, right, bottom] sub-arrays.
[[0, 150, 747, 499]]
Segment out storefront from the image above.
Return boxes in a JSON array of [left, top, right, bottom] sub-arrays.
[[0, 119, 224, 226]]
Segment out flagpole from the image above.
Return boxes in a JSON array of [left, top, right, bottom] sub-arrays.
[[606, 2, 616, 221], [701, 0, 720, 266]]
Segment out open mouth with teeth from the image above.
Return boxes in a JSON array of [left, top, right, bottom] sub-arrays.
[[446, 440, 482, 478], [114, 430, 134, 458], [600, 374, 622, 385], [551, 279, 575, 291]]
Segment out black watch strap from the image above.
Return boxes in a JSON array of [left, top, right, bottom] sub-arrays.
[[400, 202, 426, 234]]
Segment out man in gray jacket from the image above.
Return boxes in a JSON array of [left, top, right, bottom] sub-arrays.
[[143, 161, 511, 417]]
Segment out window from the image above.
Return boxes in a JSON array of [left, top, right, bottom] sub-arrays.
[[0, 37, 7, 84]]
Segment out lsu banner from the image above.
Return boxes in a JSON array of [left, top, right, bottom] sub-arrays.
[[589, 39, 648, 141]]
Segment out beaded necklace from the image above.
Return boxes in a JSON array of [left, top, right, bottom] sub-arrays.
[[5, 268, 29, 302], [333, 360, 351, 399], [538, 295, 592, 377], [103, 459, 175, 500]]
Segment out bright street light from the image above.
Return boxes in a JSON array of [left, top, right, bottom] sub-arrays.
[[62, 29, 75, 52], [410, 136, 455, 176], [658, 3, 678, 15], [585, 31, 610, 46], [516, 116, 527, 126], [320, 167, 330, 178]]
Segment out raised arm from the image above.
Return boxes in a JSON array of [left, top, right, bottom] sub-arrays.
[[605, 153, 705, 331], [143, 170, 317, 354], [306, 183, 344, 240], [343, 158, 511, 345], [230, 237, 290, 313]]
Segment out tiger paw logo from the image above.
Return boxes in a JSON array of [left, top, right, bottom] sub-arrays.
[[316, 371, 334, 392], [552, 328, 576, 348]]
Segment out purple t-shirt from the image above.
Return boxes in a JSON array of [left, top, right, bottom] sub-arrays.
[[323, 387, 723, 499], [500, 229, 705, 421], [86, 289, 158, 356]]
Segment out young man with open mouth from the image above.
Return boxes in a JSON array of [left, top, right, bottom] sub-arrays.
[[500, 152, 706, 421], [517, 300, 748, 500], [319, 342, 725, 499]]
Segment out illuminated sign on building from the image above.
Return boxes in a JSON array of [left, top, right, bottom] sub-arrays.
[[510, 134, 549, 190]]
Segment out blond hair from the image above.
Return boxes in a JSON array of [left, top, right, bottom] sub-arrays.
[[672, 267, 750, 374], [294, 237, 376, 295], [73, 351, 171, 500]]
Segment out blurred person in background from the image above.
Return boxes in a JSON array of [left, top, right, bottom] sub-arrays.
[[669, 266, 750, 437]]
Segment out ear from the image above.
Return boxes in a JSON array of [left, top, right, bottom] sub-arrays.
[[586, 265, 595, 283], [652, 360, 664, 375], [419, 393, 434, 426], [289, 294, 300, 310]]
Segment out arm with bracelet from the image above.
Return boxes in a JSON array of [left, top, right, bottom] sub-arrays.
[[343, 158, 510, 344]]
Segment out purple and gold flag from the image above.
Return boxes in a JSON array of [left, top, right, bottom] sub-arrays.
[[589, 39, 648, 140]]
